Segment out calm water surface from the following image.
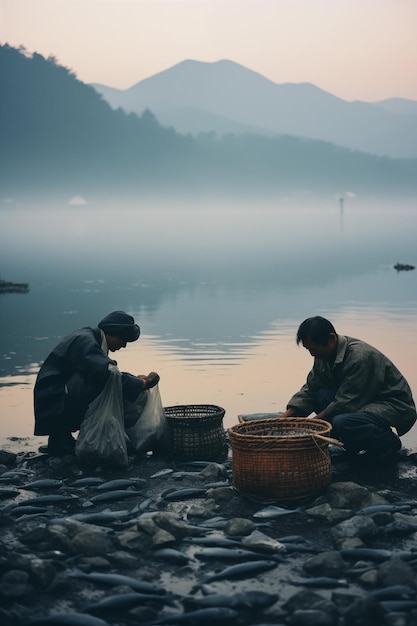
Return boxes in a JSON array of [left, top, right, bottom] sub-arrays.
[[1, 200, 416, 451]]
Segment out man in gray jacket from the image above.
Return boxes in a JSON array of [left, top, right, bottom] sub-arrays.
[[281, 316, 416, 461]]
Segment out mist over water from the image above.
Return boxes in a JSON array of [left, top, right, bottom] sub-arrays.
[[1, 199, 416, 451]]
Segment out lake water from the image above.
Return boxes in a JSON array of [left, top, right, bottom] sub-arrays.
[[1, 198, 417, 452]]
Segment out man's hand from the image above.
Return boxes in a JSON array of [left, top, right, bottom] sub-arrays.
[[145, 371, 160, 389]]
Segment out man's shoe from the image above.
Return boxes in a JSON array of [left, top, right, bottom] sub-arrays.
[[47, 432, 76, 457]]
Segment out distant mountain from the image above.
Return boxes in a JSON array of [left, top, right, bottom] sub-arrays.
[[92, 59, 417, 158], [2, 45, 417, 201], [373, 98, 417, 117]]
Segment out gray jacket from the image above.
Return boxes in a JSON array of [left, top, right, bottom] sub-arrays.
[[287, 335, 416, 436]]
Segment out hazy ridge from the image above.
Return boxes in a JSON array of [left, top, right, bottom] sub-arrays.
[[1, 45, 417, 203], [92, 59, 417, 159]]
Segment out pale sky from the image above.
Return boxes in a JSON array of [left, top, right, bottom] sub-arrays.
[[1, 0, 417, 102]]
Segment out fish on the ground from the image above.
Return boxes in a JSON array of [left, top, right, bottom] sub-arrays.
[[69, 477, 106, 487], [195, 559, 279, 586], [0, 488, 20, 499], [357, 504, 412, 515], [194, 547, 285, 562], [153, 548, 192, 564], [21, 479, 63, 490], [14, 494, 78, 506], [288, 576, 349, 588], [25, 612, 111, 625], [84, 591, 178, 614], [68, 568, 166, 595], [341, 548, 414, 562], [150, 469, 174, 478], [253, 505, 304, 519], [163, 487, 207, 501], [95, 478, 147, 491], [370, 585, 416, 600], [183, 589, 278, 609], [89, 489, 147, 503], [154, 607, 239, 624]]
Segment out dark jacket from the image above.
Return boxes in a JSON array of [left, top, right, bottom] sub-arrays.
[[34, 326, 144, 435], [287, 335, 417, 436]]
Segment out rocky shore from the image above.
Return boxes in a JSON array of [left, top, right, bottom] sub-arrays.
[[1, 440, 417, 626]]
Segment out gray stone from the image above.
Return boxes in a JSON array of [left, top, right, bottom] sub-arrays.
[[69, 528, 115, 556], [330, 515, 378, 544], [199, 463, 228, 480], [303, 551, 347, 576], [377, 556, 416, 587], [224, 517, 255, 536], [326, 481, 370, 509]]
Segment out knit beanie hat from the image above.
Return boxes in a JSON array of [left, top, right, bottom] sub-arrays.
[[98, 311, 140, 342]]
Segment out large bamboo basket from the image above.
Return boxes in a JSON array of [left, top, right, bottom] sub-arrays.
[[165, 404, 227, 461], [229, 417, 334, 501]]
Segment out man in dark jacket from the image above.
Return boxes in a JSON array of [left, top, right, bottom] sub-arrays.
[[34, 310, 160, 456], [280, 316, 416, 461]]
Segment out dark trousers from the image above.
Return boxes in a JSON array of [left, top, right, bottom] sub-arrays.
[[312, 389, 401, 455]]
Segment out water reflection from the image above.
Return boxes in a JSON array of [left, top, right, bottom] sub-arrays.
[[1, 202, 416, 449]]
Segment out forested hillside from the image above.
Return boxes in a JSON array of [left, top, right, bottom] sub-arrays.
[[1, 45, 416, 201]]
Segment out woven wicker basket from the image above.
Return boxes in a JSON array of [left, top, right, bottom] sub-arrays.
[[229, 417, 333, 501], [165, 404, 226, 461]]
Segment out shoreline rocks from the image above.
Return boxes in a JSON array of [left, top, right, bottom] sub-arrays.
[[0, 444, 417, 625]]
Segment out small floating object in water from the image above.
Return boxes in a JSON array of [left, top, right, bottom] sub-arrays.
[[0, 280, 29, 293], [394, 263, 415, 271]]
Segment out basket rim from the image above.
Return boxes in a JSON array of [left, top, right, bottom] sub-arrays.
[[229, 416, 331, 440]]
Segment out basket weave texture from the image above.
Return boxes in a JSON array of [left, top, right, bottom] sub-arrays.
[[165, 404, 226, 461], [229, 417, 332, 501]]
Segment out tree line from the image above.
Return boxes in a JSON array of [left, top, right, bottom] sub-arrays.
[[1, 44, 416, 201]]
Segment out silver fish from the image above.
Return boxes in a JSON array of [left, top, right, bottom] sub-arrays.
[[184, 590, 278, 610], [253, 505, 303, 519], [85, 591, 178, 614], [0, 488, 20, 499], [15, 494, 78, 506], [155, 607, 239, 624], [95, 478, 146, 491], [89, 489, 146, 503], [71, 510, 131, 524], [27, 612, 111, 625], [153, 548, 191, 564], [150, 468, 174, 478], [371, 585, 416, 600], [21, 479, 63, 490], [288, 576, 349, 588], [357, 504, 412, 515], [68, 568, 166, 594], [381, 600, 417, 611], [69, 477, 106, 487], [194, 547, 283, 562], [163, 487, 207, 501], [198, 559, 278, 584]]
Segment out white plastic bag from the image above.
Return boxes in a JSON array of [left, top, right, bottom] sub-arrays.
[[126, 385, 170, 454], [75, 368, 128, 467]]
